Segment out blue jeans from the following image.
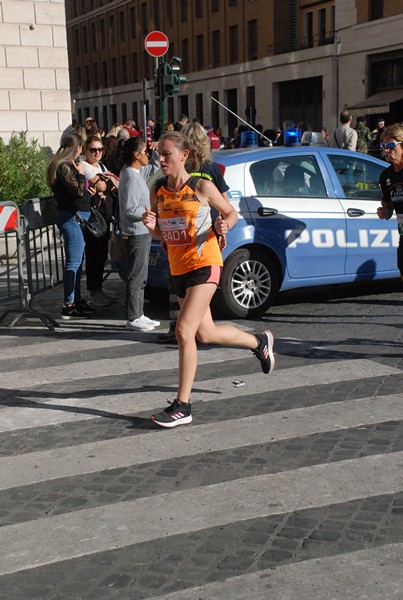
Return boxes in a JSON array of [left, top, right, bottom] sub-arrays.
[[56, 210, 90, 305]]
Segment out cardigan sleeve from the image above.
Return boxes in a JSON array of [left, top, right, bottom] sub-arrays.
[[119, 168, 150, 222]]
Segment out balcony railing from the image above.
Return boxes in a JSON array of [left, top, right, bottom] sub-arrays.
[[268, 33, 335, 56]]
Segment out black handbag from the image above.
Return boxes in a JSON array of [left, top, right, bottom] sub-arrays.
[[75, 209, 108, 238]]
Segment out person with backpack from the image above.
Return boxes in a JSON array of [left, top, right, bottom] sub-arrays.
[[157, 121, 231, 344], [142, 131, 275, 428]]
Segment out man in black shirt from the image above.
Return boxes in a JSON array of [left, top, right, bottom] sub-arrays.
[[377, 123, 403, 282], [174, 114, 189, 131]]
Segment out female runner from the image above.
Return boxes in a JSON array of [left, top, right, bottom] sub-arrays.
[[143, 131, 275, 428]]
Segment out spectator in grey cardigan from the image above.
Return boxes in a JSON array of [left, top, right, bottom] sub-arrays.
[[118, 137, 161, 331], [327, 110, 358, 151]]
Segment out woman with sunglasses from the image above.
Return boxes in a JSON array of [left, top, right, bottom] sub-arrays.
[[377, 123, 403, 283], [81, 136, 114, 307], [47, 132, 96, 319]]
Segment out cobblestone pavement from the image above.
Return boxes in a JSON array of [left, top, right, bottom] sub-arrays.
[[0, 275, 402, 599]]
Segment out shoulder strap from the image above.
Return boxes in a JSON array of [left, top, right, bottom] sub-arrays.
[[334, 134, 341, 148], [154, 176, 168, 194], [188, 171, 213, 183], [186, 175, 202, 191], [154, 175, 202, 195]]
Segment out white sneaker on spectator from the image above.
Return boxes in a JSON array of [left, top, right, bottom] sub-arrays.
[[143, 315, 161, 327], [126, 316, 155, 331], [88, 291, 112, 306]]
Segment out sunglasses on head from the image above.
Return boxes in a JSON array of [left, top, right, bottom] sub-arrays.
[[380, 141, 402, 150], [88, 147, 103, 153]]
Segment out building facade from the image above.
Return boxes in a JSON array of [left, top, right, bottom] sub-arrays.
[[66, 0, 403, 136], [0, 0, 72, 150]]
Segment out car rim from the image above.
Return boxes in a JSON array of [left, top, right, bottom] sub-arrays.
[[230, 259, 272, 309]]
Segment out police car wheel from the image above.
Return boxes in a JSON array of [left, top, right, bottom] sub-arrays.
[[215, 248, 279, 318]]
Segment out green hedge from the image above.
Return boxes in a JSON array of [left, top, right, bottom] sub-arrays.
[[0, 132, 51, 210]]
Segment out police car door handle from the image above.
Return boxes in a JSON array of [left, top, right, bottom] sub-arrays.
[[257, 207, 278, 216], [347, 208, 365, 217]]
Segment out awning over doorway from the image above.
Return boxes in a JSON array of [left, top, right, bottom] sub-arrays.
[[349, 89, 403, 115]]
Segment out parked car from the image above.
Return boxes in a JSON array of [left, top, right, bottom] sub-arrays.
[[147, 146, 397, 318]]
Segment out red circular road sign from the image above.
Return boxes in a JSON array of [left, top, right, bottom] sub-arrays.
[[145, 31, 169, 58]]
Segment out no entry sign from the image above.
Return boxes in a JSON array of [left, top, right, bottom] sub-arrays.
[[145, 31, 169, 58]]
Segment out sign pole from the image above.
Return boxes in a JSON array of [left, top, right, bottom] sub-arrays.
[[159, 58, 165, 129], [142, 78, 147, 142]]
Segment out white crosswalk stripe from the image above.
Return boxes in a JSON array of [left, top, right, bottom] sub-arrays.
[[0, 358, 399, 431], [151, 543, 403, 600], [1, 451, 402, 576], [0, 332, 402, 598], [1, 393, 402, 489]]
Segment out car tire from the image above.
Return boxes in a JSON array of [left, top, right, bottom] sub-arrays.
[[214, 248, 280, 319]]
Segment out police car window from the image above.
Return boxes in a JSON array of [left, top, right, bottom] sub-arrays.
[[250, 156, 326, 197], [328, 155, 384, 200]]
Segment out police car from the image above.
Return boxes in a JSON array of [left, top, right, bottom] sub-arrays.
[[147, 145, 397, 318]]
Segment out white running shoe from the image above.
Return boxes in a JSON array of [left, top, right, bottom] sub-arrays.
[[126, 316, 155, 331], [143, 315, 161, 327]]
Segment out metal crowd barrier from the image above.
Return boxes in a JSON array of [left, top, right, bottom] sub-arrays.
[[0, 197, 62, 330], [23, 196, 65, 303]]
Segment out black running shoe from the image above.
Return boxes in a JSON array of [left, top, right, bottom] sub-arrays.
[[252, 330, 275, 374], [152, 400, 192, 428], [61, 305, 88, 320], [157, 320, 177, 344], [76, 299, 96, 316]]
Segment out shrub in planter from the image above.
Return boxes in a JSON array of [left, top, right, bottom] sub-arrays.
[[0, 132, 51, 210]]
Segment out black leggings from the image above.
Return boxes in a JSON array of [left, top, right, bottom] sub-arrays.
[[84, 228, 109, 293]]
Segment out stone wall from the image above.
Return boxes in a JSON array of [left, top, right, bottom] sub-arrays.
[[0, 0, 71, 151]]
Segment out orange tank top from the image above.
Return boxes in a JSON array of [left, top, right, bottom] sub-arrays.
[[155, 176, 223, 276]]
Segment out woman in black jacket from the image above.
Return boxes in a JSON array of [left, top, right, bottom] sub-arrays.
[[47, 132, 96, 320]]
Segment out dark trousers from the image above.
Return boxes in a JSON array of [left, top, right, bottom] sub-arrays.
[[168, 276, 180, 320], [124, 234, 151, 321], [84, 228, 109, 293]]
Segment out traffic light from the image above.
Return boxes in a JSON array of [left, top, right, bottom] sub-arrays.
[[170, 57, 187, 94], [155, 57, 187, 100], [163, 57, 187, 97]]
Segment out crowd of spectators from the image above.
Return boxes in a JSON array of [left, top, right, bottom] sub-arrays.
[[53, 109, 392, 326]]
